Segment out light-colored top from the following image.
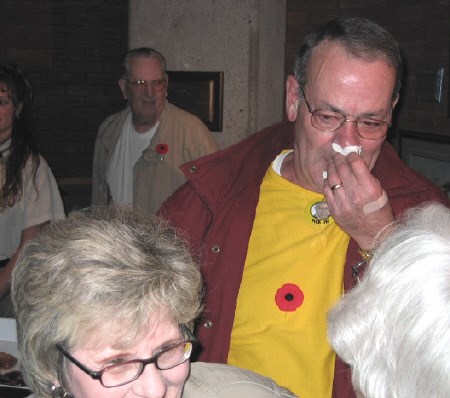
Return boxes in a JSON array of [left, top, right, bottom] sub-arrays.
[[106, 112, 158, 204], [0, 149, 65, 260], [184, 362, 297, 397], [228, 151, 349, 398], [92, 102, 218, 213]]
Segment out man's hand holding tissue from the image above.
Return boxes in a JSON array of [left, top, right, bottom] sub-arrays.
[[323, 151, 395, 250]]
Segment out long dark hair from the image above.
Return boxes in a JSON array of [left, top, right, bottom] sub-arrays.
[[0, 64, 40, 211]]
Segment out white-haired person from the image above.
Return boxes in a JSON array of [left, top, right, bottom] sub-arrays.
[[327, 202, 450, 398], [12, 206, 296, 398]]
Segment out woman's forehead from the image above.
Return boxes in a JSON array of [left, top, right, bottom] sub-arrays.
[[75, 311, 176, 350], [78, 319, 146, 350]]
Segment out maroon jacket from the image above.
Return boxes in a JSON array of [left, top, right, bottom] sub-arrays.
[[159, 121, 449, 398]]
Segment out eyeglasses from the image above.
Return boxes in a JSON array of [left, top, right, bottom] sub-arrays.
[[56, 325, 196, 388], [126, 79, 167, 92], [300, 87, 391, 140]]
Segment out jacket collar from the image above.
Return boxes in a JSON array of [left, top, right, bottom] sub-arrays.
[[180, 121, 294, 204]]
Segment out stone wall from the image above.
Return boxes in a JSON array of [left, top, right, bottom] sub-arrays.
[[128, 0, 287, 149]]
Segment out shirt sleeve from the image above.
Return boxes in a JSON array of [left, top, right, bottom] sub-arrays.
[[22, 155, 66, 229]]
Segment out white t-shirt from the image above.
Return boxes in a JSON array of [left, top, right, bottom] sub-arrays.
[[107, 114, 158, 204], [0, 143, 65, 260]]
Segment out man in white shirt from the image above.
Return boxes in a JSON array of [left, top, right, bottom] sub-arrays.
[[92, 47, 218, 213]]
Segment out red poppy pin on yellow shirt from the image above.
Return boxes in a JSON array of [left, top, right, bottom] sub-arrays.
[[275, 283, 304, 312]]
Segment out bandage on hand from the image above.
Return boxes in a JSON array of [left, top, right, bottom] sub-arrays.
[[363, 190, 388, 214]]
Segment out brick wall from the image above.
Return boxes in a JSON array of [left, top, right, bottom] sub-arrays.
[[0, 0, 128, 180], [286, 0, 450, 138]]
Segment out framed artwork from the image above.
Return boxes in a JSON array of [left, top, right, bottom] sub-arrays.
[[167, 71, 224, 131]]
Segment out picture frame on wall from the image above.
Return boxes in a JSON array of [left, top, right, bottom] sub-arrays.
[[167, 71, 224, 132]]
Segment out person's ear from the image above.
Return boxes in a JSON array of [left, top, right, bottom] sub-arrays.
[[386, 94, 400, 126], [165, 75, 168, 98], [51, 380, 68, 398], [391, 93, 399, 109], [285, 75, 299, 122], [118, 78, 128, 100]]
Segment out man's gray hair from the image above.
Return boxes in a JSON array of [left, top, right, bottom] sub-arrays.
[[122, 47, 167, 79], [327, 202, 450, 398], [12, 206, 202, 398], [294, 17, 403, 101]]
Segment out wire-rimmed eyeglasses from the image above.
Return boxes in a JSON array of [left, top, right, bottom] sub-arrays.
[[300, 87, 391, 140], [56, 325, 196, 388], [126, 79, 167, 92]]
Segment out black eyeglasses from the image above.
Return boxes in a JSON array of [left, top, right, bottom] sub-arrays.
[[57, 325, 196, 388], [300, 87, 391, 140]]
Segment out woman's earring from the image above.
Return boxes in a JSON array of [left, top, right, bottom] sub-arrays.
[[51, 384, 68, 398]]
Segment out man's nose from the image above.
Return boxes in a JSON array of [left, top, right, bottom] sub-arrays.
[[335, 119, 361, 147], [143, 82, 155, 95]]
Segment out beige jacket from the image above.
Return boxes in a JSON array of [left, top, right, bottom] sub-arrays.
[[92, 102, 217, 213], [184, 363, 298, 397]]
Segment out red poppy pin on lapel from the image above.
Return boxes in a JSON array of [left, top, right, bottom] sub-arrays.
[[275, 283, 304, 312], [156, 144, 168, 154]]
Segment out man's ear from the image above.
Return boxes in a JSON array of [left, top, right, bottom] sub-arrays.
[[285, 75, 299, 122], [118, 78, 128, 100], [165, 74, 169, 98], [392, 93, 399, 109]]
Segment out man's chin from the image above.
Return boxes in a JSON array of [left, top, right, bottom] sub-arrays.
[[133, 114, 159, 129]]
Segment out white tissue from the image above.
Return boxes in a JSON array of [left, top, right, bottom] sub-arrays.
[[323, 171, 328, 180], [332, 143, 362, 156]]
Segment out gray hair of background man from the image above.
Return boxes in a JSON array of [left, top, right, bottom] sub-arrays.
[[121, 47, 168, 79], [327, 202, 450, 398], [12, 206, 203, 398], [294, 17, 403, 101]]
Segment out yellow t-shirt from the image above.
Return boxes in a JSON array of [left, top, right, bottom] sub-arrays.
[[227, 152, 349, 398]]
